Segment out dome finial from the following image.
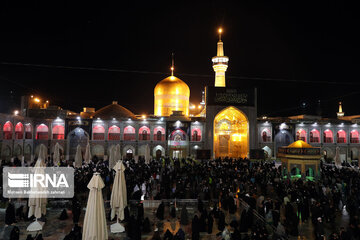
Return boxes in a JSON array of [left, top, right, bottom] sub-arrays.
[[170, 52, 175, 76], [218, 27, 222, 41]]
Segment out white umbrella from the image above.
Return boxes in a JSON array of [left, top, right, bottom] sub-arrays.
[[83, 173, 108, 240], [109, 145, 116, 170], [84, 142, 91, 165], [145, 144, 151, 164], [27, 154, 47, 231], [74, 145, 83, 168], [115, 144, 121, 161], [335, 147, 341, 167], [110, 161, 127, 233], [38, 144, 47, 163], [53, 142, 61, 166]]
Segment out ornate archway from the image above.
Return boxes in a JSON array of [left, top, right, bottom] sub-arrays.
[[213, 106, 249, 158]]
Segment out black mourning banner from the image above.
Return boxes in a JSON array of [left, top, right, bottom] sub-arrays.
[[206, 87, 255, 107]]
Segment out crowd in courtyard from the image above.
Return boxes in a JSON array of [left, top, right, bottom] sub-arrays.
[[2, 156, 360, 240]]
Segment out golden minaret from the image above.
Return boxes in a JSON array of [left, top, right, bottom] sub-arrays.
[[212, 28, 229, 87], [337, 101, 344, 118]]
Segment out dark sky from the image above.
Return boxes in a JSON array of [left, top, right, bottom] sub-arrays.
[[1, 1, 359, 117]]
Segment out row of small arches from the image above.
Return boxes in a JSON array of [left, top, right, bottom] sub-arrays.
[[1, 121, 202, 142], [261, 127, 360, 144]]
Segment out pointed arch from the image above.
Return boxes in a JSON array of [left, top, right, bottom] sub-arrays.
[[52, 125, 65, 140], [350, 130, 359, 143], [323, 129, 333, 143], [15, 122, 24, 139], [296, 129, 307, 142], [25, 124, 33, 139], [3, 121, 13, 139], [153, 126, 165, 141], [108, 125, 120, 140], [36, 124, 49, 140], [213, 106, 249, 158], [337, 129, 347, 143], [310, 129, 320, 143], [92, 125, 105, 140], [124, 125, 135, 141]]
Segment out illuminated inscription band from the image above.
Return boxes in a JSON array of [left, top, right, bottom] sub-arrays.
[[206, 87, 255, 107]]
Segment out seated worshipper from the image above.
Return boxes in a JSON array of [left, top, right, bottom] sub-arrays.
[[5, 201, 16, 225]]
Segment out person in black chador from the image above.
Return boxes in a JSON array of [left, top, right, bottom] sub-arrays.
[[163, 229, 174, 240], [5, 201, 16, 225], [191, 215, 200, 240], [137, 202, 144, 220], [59, 209, 68, 220], [71, 196, 81, 224], [170, 205, 176, 218], [230, 220, 241, 240], [198, 210, 207, 232], [180, 206, 189, 225], [156, 202, 164, 220], [217, 210, 226, 231], [124, 206, 130, 222], [207, 213, 214, 234], [142, 217, 151, 233]]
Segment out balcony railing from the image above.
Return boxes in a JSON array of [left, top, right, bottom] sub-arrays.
[[310, 137, 320, 143]]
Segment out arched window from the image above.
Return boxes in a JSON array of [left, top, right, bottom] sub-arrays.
[[36, 124, 49, 140], [108, 125, 120, 140], [25, 124, 32, 139], [52, 125, 65, 140], [170, 129, 186, 141], [139, 126, 150, 141], [92, 125, 105, 140], [323, 129, 333, 143], [296, 129, 307, 142], [3, 121, 13, 140], [191, 128, 202, 141], [261, 128, 271, 142], [153, 126, 165, 141], [350, 130, 359, 143], [337, 130, 347, 143], [15, 122, 24, 139], [310, 129, 320, 143], [124, 126, 135, 141]]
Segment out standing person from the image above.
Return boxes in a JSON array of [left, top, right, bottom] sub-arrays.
[[207, 213, 214, 234], [315, 217, 325, 240], [191, 215, 200, 240]]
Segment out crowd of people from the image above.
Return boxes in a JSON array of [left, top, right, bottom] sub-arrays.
[[2, 155, 360, 239]]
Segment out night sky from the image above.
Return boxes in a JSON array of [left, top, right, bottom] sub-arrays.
[[1, 1, 359, 117]]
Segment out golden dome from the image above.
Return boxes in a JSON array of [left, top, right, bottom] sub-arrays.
[[154, 76, 190, 116], [287, 140, 313, 148]]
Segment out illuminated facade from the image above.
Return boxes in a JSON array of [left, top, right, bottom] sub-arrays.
[[154, 76, 190, 117], [213, 107, 249, 158], [3, 28, 360, 164]]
